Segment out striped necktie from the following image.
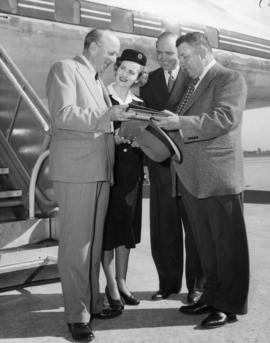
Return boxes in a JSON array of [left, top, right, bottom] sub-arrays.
[[167, 71, 175, 93], [175, 77, 199, 115]]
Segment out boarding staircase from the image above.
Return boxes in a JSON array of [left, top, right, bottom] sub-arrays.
[[0, 45, 59, 290]]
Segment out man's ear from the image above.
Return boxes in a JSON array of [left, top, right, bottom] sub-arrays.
[[199, 46, 207, 60], [89, 41, 98, 54]]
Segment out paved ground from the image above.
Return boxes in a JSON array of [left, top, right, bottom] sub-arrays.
[[0, 200, 270, 343]]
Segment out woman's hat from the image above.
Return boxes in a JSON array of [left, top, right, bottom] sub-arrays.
[[119, 49, 147, 66], [136, 120, 182, 163]]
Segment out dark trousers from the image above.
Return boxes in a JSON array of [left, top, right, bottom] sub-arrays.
[[177, 198, 204, 292], [180, 185, 250, 314], [148, 162, 203, 292], [149, 179, 183, 291]]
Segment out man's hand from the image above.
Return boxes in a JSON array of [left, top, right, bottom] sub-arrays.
[[107, 105, 136, 122], [153, 110, 181, 131]]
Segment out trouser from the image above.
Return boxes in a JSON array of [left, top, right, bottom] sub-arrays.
[[54, 181, 110, 323], [180, 185, 249, 314]]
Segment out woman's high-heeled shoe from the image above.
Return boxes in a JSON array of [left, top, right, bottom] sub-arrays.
[[119, 289, 140, 305], [105, 286, 124, 310]]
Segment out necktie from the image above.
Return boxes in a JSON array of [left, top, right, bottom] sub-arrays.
[[167, 71, 175, 93], [175, 77, 199, 115]]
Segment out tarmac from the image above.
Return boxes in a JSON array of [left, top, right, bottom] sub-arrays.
[[0, 200, 270, 343]]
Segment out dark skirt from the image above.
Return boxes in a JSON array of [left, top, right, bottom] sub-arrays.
[[103, 143, 143, 250]]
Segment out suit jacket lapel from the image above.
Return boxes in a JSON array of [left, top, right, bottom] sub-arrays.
[[151, 68, 169, 103], [166, 69, 186, 109], [100, 79, 112, 107], [182, 63, 220, 115], [73, 55, 107, 109]]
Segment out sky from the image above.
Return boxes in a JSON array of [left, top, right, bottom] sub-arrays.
[[89, 0, 270, 150]]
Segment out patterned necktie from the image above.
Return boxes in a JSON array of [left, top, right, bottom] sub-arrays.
[[167, 71, 175, 93], [175, 77, 199, 115]]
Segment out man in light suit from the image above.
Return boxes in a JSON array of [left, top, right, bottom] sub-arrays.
[[155, 32, 249, 329], [46, 29, 133, 342], [140, 31, 203, 302]]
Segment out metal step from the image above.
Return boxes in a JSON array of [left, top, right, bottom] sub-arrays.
[[0, 189, 22, 198], [0, 198, 23, 208], [0, 167, 9, 175], [0, 240, 59, 291]]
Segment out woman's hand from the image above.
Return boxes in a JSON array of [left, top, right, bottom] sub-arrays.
[[131, 139, 139, 148], [114, 130, 132, 145]]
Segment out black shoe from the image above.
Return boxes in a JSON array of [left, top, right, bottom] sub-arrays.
[[119, 289, 140, 305], [67, 322, 94, 342], [105, 286, 124, 310], [91, 308, 122, 320], [151, 289, 178, 301], [200, 310, 237, 329], [179, 301, 212, 315], [187, 290, 203, 304]]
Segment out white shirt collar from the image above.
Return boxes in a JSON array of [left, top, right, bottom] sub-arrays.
[[164, 65, 180, 84], [108, 83, 143, 105], [197, 59, 216, 86]]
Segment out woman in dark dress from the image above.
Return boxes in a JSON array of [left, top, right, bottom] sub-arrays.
[[102, 49, 147, 310]]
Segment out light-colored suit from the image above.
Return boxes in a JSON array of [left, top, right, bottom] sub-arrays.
[[172, 62, 249, 315], [46, 55, 114, 323]]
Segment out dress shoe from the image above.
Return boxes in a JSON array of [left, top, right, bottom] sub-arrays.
[[179, 301, 212, 315], [67, 322, 94, 342], [187, 290, 203, 304], [201, 310, 237, 329], [119, 289, 140, 305], [105, 286, 124, 310], [151, 289, 178, 301], [91, 307, 122, 320]]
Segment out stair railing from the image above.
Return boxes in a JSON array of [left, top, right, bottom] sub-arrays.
[[29, 150, 58, 219], [0, 44, 51, 135]]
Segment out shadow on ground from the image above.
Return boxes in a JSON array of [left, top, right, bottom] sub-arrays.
[[0, 290, 200, 340]]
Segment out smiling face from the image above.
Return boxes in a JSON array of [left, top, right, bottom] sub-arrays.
[[88, 31, 120, 74], [156, 35, 179, 71], [115, 60, 142, 89]]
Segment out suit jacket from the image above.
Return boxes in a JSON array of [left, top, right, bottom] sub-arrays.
[[140, 67, 187, 111], [46, 55, 114, 183], [172, 62, 247, 198], [140, 67, 187, 184]]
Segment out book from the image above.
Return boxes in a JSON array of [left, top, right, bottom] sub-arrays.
[[119, 104, 168, 140]]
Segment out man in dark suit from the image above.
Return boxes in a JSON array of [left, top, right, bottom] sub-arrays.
[[140, 31, 203, 302], [46, 29, 134, 341], [155, 32, 249, 329]]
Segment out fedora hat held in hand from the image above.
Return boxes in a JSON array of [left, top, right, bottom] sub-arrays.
[[136, 120, 182, 163]]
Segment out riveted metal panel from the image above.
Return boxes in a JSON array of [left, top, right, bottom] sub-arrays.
[[0, 0, 18, 14], [80, 1, 111, 29], [55, 0, 80, 24], [133, 11, 162, 37], [219, 29, 270, 60], [111, 7, 133, 33], [18, 0, 55, 21]]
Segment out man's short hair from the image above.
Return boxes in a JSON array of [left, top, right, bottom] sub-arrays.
[[156, 31, 178, 47], [176, 32, 212, 52], [83, 28, 104, 50]]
